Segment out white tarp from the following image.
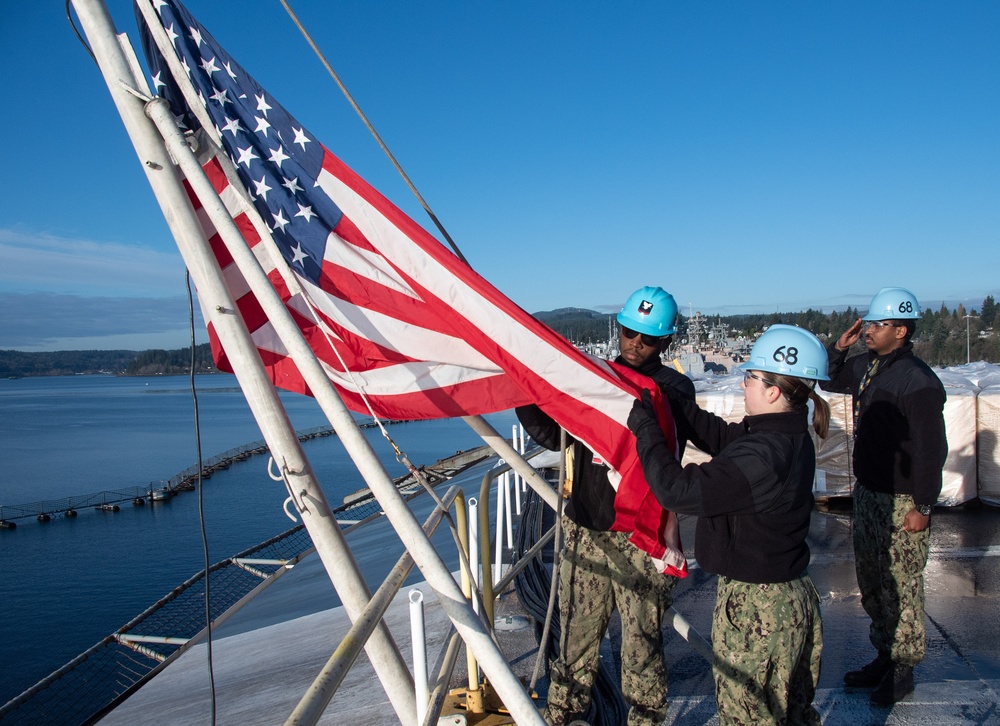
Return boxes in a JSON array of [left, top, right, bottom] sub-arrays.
[[529, 362, 1000, 507], [936, 370, 980, 505], [977, 384, 1000, 505], [683, 363, 997, 507]]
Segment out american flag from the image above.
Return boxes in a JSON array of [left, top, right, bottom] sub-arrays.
[[135, 0, 685, 574]]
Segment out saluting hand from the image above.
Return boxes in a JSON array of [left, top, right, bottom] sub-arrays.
[[836, 319, 864, 351]]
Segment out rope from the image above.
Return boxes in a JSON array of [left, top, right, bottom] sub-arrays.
[[277, 0, 469, 266], [185, 272, 218, 725], [289, 291, 428, 513], [272, 0, 489, 504], [530, 430, 565, 691], [64, 0, 96, 64]]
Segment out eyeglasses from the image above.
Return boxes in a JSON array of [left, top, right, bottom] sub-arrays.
[[863, 321, 901, 329], [743, 371, 776, 387], [621, 327, 663, 347]]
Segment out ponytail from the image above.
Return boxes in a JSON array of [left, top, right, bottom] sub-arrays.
[[809, 389, 830, 439], [764, 372, 831, 438]]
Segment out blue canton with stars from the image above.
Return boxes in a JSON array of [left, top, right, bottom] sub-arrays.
[[136, 0, 341, 285]]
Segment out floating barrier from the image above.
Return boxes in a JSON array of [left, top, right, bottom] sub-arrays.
[[0, 421, 403, 527]]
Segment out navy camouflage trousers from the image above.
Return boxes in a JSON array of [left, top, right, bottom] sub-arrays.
[[853, 484, 930, 665], [545, 517, 677, 726], [712, 575, 823, 726]]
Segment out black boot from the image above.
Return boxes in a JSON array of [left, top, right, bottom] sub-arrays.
[[843, 651, 891, 688], [870, 662, 914, 707]]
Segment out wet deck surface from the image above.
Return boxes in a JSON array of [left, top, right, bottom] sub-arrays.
[[652, 502, 1000, 724], [100, 500, 1000, 725]]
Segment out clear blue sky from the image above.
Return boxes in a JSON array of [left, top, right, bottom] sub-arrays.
[[1, 1, 997, 351]]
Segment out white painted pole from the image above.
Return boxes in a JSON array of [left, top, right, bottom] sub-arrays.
[[512, 425, 523, 515], [493, 472, 506, 586], [70, 3, 418, 722], [409, 590, 429, 726], [519, 424, 528, 497], [467, 497, 480, 614], [465, 498, 482, 690], [462, 416, 559, 512], [503, 471, 514, 550], [127, 3, 547, 720]]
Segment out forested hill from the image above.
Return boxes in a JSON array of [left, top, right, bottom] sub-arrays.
[[0, 345, 217, 378], [536, 297, 999, 368], [3, 296, 997, 376]]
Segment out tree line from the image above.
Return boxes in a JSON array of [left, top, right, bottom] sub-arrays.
[[2, 296, 996, 377], [0, 344, 217, 377], [539, 295, 1000, 368]]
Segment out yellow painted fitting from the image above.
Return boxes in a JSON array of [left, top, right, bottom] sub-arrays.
[[464, 686, 485, 714]]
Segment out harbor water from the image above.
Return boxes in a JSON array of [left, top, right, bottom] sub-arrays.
[[0, 374, 516, 706]]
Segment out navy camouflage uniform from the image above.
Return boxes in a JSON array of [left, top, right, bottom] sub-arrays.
[[629, 397, 823, 725], [549, 520, 675, 724], [823, 342, 947, 666], [517, 355, 695, 726]]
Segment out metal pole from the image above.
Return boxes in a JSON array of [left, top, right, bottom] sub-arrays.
[[966, 314, 972, 364], [964, 314, 979, 364], [284, 488, 459, 726], [462, 415, 559, 511], [512, 424, 523, 515], [128, 9, 543, 722], [493, 472, 506, 584], [409, 590, 429, 726], [70, 3, 416, 720]]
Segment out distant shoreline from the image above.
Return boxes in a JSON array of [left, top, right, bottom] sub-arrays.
[[0, 344, 217, 378]]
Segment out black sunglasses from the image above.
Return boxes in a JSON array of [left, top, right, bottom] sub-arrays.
[[621, 327, 663, 347]]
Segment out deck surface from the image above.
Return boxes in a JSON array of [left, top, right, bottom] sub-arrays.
[[100, 501, 1000, 725]]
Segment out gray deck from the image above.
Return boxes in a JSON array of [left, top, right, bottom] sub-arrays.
[[101, 502, 1000, 725]]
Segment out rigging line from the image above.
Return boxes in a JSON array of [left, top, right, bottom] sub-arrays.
[[530, 429, 565, 692], [276, 0, 470, 266], [293, 292, 424, 477], [186, 272, 217, 726], [65, 0, 97, 64], [186, 130, 414, 475], [292, 298, 484, 604]]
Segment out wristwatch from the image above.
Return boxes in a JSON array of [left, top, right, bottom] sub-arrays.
[[916, 504, 932, 516]]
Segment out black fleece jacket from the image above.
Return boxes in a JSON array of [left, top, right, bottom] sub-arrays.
[[821, 343, 947, 507], [516, 355, 696, 531], [630, 399, 815, 584]]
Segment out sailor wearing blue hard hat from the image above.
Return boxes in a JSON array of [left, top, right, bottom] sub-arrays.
[[822, 286, 947, 706], [616, 286, 678, 367], [628, 323, 831, 725], [518, 285, 692, 725]]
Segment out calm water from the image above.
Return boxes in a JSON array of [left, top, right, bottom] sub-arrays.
[[0, 374, 515, 705]]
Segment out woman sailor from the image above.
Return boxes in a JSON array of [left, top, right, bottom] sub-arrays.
[[626, 324, 830, 725]]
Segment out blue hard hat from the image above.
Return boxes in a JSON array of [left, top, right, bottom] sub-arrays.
[[616, 287, 678, 337], [739, 324, 830, 381], [862, 286, 921, 321]]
